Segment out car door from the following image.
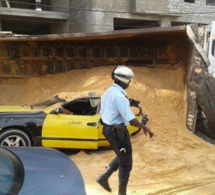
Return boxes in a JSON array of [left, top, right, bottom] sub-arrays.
[[41, 113, 99, 149]]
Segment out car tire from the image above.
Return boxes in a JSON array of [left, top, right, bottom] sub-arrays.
[[0, 129, 31, 147]]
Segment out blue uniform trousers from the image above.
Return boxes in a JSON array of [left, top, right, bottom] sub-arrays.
[[102, 124, 133, 185]]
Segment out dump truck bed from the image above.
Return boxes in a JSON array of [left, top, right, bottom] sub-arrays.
[[0, 26, 191, 77]]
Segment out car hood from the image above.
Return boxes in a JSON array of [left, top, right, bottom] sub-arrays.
[[5, 147, 86, 195]]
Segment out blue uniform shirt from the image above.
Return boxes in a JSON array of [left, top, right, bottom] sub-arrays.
[[100, 83, 135, 125]]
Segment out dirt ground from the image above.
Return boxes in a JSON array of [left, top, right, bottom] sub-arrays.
[[1, 66, 215, 195]]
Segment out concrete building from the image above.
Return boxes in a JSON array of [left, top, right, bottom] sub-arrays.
[[0, 0, 215, 35]]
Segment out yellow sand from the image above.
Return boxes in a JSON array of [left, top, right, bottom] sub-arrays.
[[1, 66, 215, 194]]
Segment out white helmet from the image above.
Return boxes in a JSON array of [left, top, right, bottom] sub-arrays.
[[112, 65, 134, 84]]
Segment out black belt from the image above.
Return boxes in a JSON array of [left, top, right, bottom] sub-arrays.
[[103, 123, 126, 130], [100, 118, 126, 127], [103, 123, 126, 140]]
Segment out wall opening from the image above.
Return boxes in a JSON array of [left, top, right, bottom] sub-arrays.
[[207, 0, 215, 5], [1, 20, 50, 35], [114, 18, 160, 30], [184, 0, 195, 3]]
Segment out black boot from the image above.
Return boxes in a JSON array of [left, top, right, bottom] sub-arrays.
[[96, 166, 114, 192], [118, 184, 127, 195]]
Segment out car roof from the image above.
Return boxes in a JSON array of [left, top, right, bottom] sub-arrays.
[[3, 147, 86, 195]]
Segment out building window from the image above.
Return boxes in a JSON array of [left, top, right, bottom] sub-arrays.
[[207, 0, 215, 5], [113, 18, 160, 30], [184, 0, 195, 3]]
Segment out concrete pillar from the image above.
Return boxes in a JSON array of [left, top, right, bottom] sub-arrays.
[[161, 17, 171, 27]]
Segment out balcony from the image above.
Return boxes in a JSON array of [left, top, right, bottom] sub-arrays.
[[0, 0, 68, 20], [0, 0, 68, 35]]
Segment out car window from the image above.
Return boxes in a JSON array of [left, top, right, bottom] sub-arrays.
[[62, 97, 100, 115], [0, 147, 24, 195]]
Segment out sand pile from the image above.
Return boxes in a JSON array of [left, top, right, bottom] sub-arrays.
[[1, 66, 215, 194]]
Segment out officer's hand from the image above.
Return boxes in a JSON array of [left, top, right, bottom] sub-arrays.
[[143, 127, 154, 138]]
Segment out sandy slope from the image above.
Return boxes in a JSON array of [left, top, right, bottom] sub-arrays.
[[1, 66, 215, 194]]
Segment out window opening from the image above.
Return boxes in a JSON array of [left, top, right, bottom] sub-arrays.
[[184, 0, 195, 3], [207, 0, 215, 5]]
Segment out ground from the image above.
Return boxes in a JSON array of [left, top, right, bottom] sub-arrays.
[[1, 66, 215, 195]]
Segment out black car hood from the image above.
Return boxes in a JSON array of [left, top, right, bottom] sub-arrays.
[[0, 111, 46, 117], [5, 147, 86, 195], [0, 111, 47, 129]]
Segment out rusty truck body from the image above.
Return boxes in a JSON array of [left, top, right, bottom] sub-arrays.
[[0, 25, 214, 140]]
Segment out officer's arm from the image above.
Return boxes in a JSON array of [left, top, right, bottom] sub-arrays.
[[129, 118, 154, 138]]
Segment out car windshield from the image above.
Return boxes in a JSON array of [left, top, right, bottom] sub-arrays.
[[0, 147, 24, 195], [30, 95, 67, 109]]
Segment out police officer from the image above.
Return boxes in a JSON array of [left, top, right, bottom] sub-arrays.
[[96, 65, 154, 195]]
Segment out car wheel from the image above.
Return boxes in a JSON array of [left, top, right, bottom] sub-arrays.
[[0, 129, 31, 147]]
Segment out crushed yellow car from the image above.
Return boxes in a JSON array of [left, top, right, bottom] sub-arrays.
[[0, 93, 148, 149]]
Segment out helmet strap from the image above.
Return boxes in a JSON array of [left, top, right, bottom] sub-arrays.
[[114, 80, 130, 89]]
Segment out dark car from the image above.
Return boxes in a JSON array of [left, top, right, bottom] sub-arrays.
[[0, 146, 86, 195]]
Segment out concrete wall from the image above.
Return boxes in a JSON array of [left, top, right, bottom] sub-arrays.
[[134, 0, 215, 25], [68, 0, 116, 33], [68, 0, 163, 33], [68, 0, 215, 33], [134, 0, 169, 13], [168, 0, 215, 24]]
